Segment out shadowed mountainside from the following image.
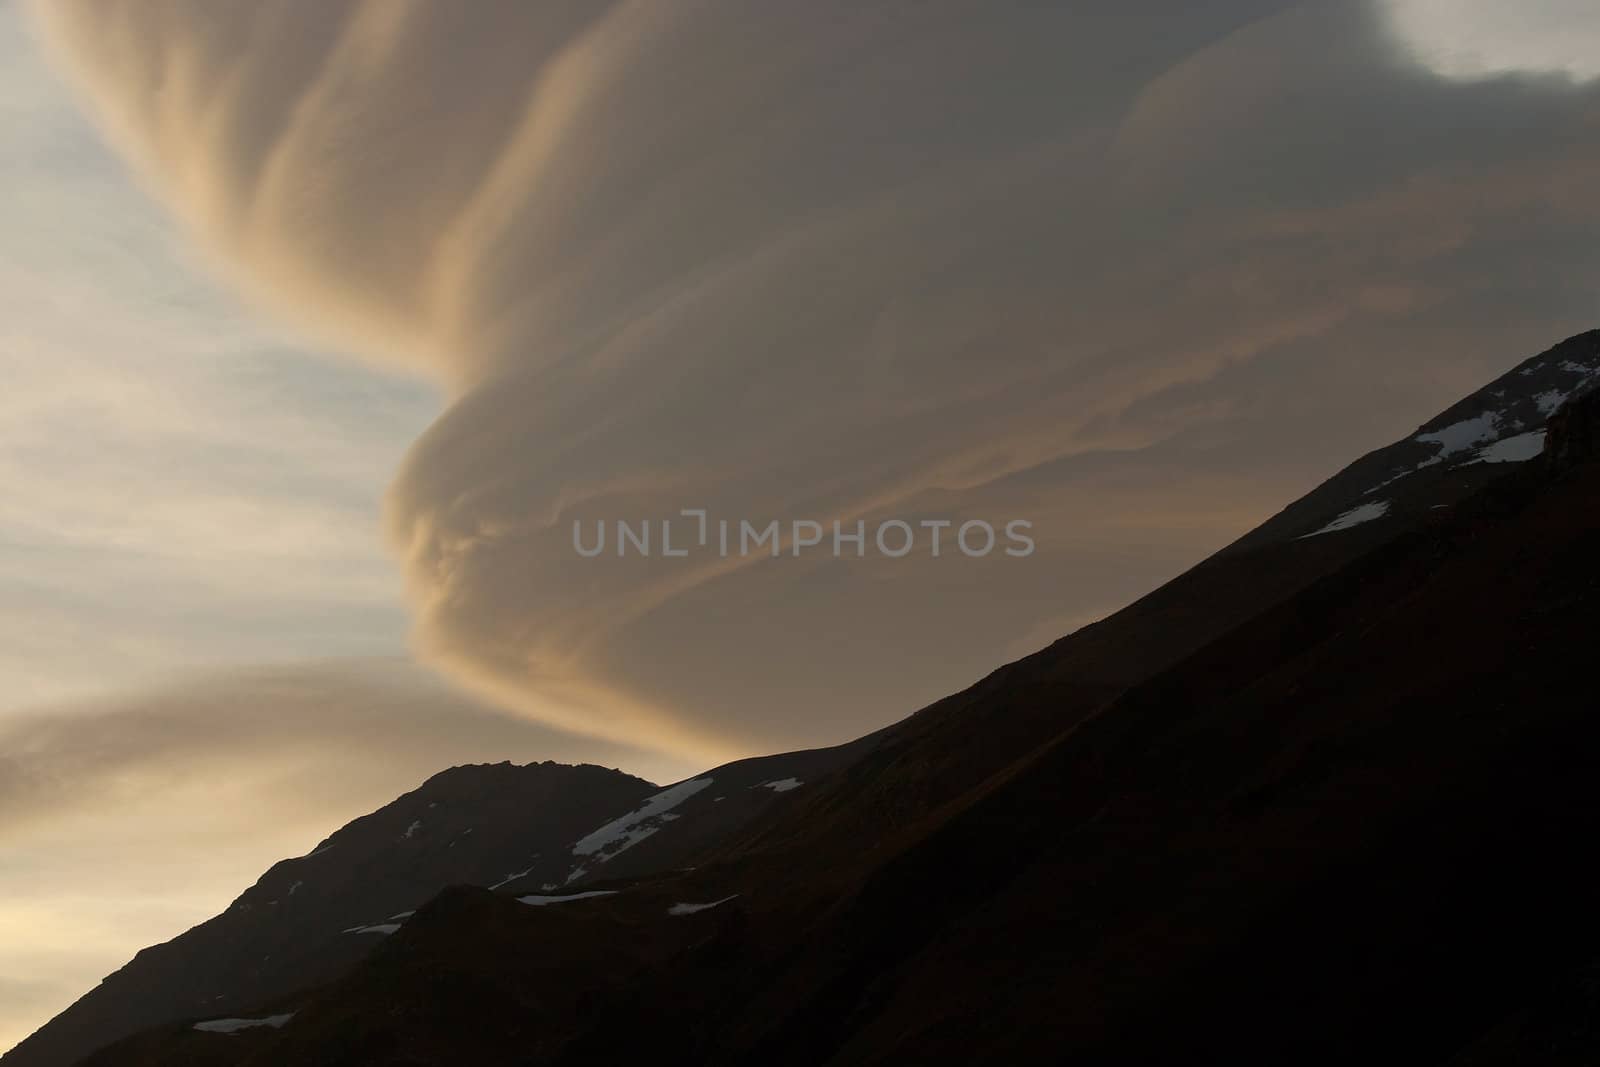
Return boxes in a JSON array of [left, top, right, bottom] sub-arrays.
[[13, 332, 1600, 1066]]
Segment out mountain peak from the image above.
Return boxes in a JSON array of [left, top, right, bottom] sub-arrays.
[[0, 760, 659, 1067], [1233, 329, 1600, 549]]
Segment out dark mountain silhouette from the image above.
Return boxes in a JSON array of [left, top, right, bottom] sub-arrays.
[[1234, 329, 1600, 548], [0, 762, 656, 1067], [10, 331, 1600, 1066], [3, 745, 871, 1067]]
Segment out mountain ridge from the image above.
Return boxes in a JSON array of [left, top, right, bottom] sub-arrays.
[[0, 761, 657, 1067], [1, 742, 876, 1067], [1231, 328, 1600, 549], [12, 330, 1600, 1066]]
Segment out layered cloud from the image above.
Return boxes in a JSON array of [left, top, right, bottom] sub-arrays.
[[30, 1, 1600, 759]]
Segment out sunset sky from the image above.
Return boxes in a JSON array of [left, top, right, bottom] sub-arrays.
[[5, 0, 1600, 1053]]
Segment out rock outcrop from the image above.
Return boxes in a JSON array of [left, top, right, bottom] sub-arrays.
[[1546, 384, 1600, 470]]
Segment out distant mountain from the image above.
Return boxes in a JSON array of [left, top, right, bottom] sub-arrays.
[[2, 741, 878, 1067], [14, 331, 1600, 1066], [0, 762, 656, 1067]]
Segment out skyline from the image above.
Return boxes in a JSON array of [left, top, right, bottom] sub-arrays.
[[6, 0, 1600, 1056]]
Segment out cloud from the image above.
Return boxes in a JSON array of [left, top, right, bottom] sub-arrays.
[[27, 1, 1600, 758], [0, 8, 445, 710], [1377, 0, 1600, 83], [0, 659, 689, 834]]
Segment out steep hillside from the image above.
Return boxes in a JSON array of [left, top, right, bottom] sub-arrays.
[[1232, 329, 1600, 548], [20, 331, 1600, 1066], [3, 740, 878, 1067], [0, 762, 657, 1067], [113, 372, 1600, 1067]]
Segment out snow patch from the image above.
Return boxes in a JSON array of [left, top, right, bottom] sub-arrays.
[[401, 820, 422, 840], [490, 865, 537, 891], [755, 778, 803, 793], [1535, 389, 1570, 415], [518, 891, 617, 907], [668, 895, 739, 916], [1470, 430, 1546, 464], [193, 1013, 295, 1034], [1301, 500, 1391, 539], [569, 778, 715, 870], [342, 913, 410, 936], [1416, 412, 1502, 457]]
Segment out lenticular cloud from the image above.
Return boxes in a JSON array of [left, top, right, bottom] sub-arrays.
[[33, 0, 1600, 762]]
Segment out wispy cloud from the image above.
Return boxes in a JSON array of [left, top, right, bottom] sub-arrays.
[[0, 9, 437, 707]]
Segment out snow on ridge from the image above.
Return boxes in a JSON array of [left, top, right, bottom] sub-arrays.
[[193, 1013, 295, 1034], [755, 778, 803, 793], [1416, 411, 1504, 457], [519, 890, 617, 907], [401, 820, 422, 840], [1362, 370, 1582, 497], [570, 777, 715, 866], [1533, 365, 1600, 416], [1360, 409, 1508, 496], [668, 894, 739, 916], [1391, 364, 1591, 486], [1301, 500, 1390, 539]]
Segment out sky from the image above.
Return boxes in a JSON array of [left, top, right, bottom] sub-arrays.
[[0, 7, 434, 710], [4, 0, 1600, 1054], [0, 4, 688, 1048]]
